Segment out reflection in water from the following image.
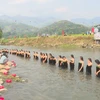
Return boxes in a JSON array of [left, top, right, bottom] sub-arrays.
[[0, 46, 100, 100]]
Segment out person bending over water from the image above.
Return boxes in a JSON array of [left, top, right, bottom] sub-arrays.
[[60, 56, 68, 69], [33, 51, 36, 59], [35, 52, 39, 60], [78, 56, 84, 72], [25, 51, 31, 58], [70, 54, 75, 70], [43, 53, 48, 63], [40, 52, 44, 62], [95, 59, 100, 78], [48, 53, 52, 64], [86, 58, 92, 75], [58, 55, 62, 67], [51, 56, 56, 65], [20, 50, 24, 57]]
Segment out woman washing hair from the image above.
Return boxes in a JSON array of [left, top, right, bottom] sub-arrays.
[[95, 59, 100, 77]]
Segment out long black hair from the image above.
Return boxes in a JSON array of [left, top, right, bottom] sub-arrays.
[[71, 54, 74, 58], [95, 59, 100, 65], [80, 56, 84, 61], [88, 58, 92, 62]]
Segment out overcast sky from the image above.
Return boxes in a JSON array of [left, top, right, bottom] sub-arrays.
[[0, 0, 99, 19]]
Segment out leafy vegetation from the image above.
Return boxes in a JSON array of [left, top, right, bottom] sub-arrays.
[[0, 20, 38, 38], [0, 28, 3, 38], [37, 20, 90, 35]]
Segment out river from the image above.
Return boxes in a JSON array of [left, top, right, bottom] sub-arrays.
[[0, 45, 100, 100]]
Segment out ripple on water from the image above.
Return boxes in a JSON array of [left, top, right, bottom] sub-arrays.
[[1, 46, 100, 100]]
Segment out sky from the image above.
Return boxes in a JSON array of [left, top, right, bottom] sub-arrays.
[[0, 0, 100, 19]]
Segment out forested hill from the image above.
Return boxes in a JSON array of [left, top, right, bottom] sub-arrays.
[[38, 20, 90, 35], [0, 20, 38, 37], [0, 20, 90, 38]]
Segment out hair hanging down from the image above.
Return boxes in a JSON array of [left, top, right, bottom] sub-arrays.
[[95, 59, 100, 64], [80, 56, 84, 61], [88, 58, 92, 62], [71, 54, 74, 58]]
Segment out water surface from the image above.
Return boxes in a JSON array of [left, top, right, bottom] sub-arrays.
[[0, 45, 100, 100]]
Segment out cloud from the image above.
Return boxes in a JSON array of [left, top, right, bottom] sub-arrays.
[[36, 0, 48, 3], [9, 0, 28, 4], [9, 0, 49, 4], [55, 7, 68, 13]]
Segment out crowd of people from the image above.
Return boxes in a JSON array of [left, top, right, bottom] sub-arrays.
[[0, 48, 100, 78], [0, 49, 17, 74], [0, 49, 24, 100]]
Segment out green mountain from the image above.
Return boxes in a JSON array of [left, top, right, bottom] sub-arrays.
[[38, 20, 89, 35], [0, 20, 90, 38], [0, 20, 38, 38]]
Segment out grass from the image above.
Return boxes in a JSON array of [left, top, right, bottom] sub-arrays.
[[58, 44, 77, 49], [0, 34, 96, 49]]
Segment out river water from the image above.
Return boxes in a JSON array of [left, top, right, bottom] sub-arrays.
[[0, 45, 100, 100]]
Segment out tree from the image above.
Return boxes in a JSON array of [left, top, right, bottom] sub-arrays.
[[0, 28, 3, 38]]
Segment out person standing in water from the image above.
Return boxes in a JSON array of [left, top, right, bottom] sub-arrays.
[[78, 56, 84, 72], [86, 58, 92, 75], [69, 54, 75, 70], [95, 59, 100, 78]]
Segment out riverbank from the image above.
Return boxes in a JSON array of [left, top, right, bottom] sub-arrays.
[[0, 35, 100, 48]]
